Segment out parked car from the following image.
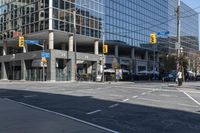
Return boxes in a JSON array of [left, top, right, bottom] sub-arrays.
[[196, 75, 200, 81], [162, 72, 176, 82]]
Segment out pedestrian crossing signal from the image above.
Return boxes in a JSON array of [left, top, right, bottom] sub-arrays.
[[18, 36, 25, 47], [150, 33, 157, 44], [103, 44, 108, 54]]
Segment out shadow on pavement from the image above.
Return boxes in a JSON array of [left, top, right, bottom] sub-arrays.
[[0, 88, 200, 133]]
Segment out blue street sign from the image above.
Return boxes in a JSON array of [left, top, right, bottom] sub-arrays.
[[41, 52, 50, 58], [157, 31, 170, 36], [25, 40, 40, 45]]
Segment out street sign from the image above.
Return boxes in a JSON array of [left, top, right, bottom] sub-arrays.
[[41, 52, 50, 58], [18, 36, 25, 47], [25, 40, 40, 45], [150, 33, 157, 44], [157, 31, 170, 36]]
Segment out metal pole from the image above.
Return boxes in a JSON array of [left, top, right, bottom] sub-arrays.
[[13, 61, 14, 80], [176, 0, 181, 84], [153, 44, 156, 80], [42, 42, 45, 82], [73, 11, 77, 81], [102, 32, 105, 82]]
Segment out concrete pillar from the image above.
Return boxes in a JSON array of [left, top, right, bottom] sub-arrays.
[[92, 62, 98, 81], [115, 45, 118, 57], [3, 41, 7, 56], [67, 59, 75, 81], [145, 50, 148, 60], [131, 48, 135, 59], [130, 48, 135, 75], [49, 0, 53, 30], [47, 51, 56, 81], [49, 31, 54, 49], [69, 35, 73, 51], [94, 40, 99, 55], [157, 53, 159, 62], [1, 62, 7, 80], [21, 60, 26, 80]]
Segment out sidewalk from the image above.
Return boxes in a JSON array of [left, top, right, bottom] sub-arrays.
[[0, 98, 115, 133]]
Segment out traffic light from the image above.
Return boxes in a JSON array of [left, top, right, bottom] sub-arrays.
[[18, 36, 25, 47], [99, 60, 102, 65], [103, 44, 108, 54], [150, 33, 157, 44]]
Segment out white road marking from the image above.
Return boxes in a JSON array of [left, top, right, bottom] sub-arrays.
[[86, 110, 102, 115], [23, 95, 37, 98], [160, 94, 172, 97], [132, 96, 138, 98], [182, 91, 200, 106], [4, 99, 119, 133], [122, 99, 129, 102], [109, 104, 119, 108], [138, 98, 161, 102], [109, 94, 123, 98], [177, 103, 198, 108], [141, 92, 146, 95]]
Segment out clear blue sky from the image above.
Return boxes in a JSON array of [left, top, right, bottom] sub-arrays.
[[182, 0, 200, 49]]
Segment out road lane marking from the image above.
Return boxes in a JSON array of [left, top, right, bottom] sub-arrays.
[[86, 110, 102, 115], [122, 99, 129, 102], [177, 103, 198, 108], [160, 94, 173, 97], [109, 94, 123, 98], [109, 104, 119, 108], [141, 92, 146, 95], [4, 98, 119, 133], [182, 91, 200, 106], [138, 98, 161, 102], [132, 96, 138, 98]]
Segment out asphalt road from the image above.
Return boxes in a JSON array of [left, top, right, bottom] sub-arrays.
[[0, 81, 200, 133]]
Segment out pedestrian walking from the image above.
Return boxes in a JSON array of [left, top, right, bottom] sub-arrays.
[[177, 71, 182, 86]]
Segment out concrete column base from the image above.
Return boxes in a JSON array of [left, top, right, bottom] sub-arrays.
[[1, 62, 8, 80]]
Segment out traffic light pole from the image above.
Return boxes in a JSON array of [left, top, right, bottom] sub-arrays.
[[102, 32, 105, 82], [153, 44, 156, 80], [176, 0, 181, 84]]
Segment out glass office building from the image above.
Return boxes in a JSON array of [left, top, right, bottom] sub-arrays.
[[0, 0, 103, 40], [0, 0, 199, 81], [104, 0, 198, 52]]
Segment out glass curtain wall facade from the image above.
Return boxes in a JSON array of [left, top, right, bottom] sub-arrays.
[[52, 0, 104, 38], [104, 0, 169, 49], [0, 0, 49, 40], [167, 0, 199, 53], [104, 0, 199, 53]]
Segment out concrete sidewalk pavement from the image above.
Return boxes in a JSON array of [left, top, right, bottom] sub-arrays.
[[0, 98, 116, 133]]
